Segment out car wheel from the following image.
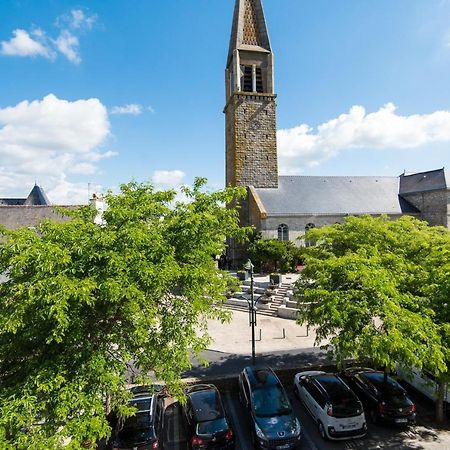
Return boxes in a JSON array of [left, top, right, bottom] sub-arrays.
[[318, 421, 327, 440]]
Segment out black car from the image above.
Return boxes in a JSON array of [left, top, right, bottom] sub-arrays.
[[342, 368, 416, 425], [112, 386, 164, 450], [239, 366, 301, 450], [182, 384, 235, 450]]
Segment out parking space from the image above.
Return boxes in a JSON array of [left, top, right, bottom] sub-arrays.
[[161, 383, 450, 450], [162, 399, 188, 450]]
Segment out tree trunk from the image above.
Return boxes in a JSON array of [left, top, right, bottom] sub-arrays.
[[436, 380, 447, 425]]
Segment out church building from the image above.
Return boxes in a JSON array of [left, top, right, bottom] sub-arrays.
[[225, 0, 450, 265]]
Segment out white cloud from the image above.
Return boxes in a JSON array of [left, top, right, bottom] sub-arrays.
[[277, 103, 450, 174], [152, 170, 186, 187], [0, 29, 53, 58], [47, 175, 96, 205], [0, 94, 114, 204], [68, 10, 97, 30], [1, 9, 96, 64], [148, 105, 156, 114], [111, 104, 143, 116], [54, 30, 80, 64]]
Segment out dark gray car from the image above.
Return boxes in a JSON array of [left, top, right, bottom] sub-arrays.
[[238, 366, 301, 450]]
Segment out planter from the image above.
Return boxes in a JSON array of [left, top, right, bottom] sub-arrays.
[[237, 271, 248, 281], [270, 273, 282, 285]]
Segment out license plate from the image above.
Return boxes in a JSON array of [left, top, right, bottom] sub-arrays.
[[395, 418, 408, 423], [341, 423, 358, 429], [276, 445, 291, 450]]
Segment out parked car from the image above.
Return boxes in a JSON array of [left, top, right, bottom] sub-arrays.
[[112, 386, 164, 450], [397, 365, 450, 413], [239, 366, 301, 450], [182, 384, 235, 449], [342, 368, 416, 425], [293, 371, 367, 440]]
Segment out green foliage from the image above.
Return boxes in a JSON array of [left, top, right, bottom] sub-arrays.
[[248, 237, 300, 273], [0, 179, 248, 449], [296, 215, 450, 380]]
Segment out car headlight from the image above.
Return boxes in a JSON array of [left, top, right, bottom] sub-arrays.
[[255, 422, 265, 439], [294, 418, 301, 435]]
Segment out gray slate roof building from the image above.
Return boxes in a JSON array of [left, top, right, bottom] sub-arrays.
[[0, 185, 51, 206], [399, 168, 449, 195], [255, 176, 420, 216]]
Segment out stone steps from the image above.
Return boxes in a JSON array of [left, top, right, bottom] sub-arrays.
[[223, 303, 278, 317]]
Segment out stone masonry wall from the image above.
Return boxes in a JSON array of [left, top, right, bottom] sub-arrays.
[[0, 206, 74, 230], [402, 190, 449, 228], [225, 92, 278, 188]]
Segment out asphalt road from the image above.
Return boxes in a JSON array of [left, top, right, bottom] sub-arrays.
[[184, 347, 328, 379], [162, 384, 448, 450]]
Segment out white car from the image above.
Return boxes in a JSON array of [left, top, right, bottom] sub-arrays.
[[294, 371, 367, 441]]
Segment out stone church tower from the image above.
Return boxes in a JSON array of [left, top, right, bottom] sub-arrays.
[[225, 0, 278, 189]]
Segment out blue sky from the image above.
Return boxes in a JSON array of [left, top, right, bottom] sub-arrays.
[[0, 0, 449, 203]]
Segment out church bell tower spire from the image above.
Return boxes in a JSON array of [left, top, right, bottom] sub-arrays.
[[225, 0, 278, 189]]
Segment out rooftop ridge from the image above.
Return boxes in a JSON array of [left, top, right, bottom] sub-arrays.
[[401, 167, 445, 177], [277, 175, 398, 179]]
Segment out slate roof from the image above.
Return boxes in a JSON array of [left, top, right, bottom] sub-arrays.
[[399, 168, 448, 195], [0, 185, 51, 206], [24, 185, 51, 206], [254, 176, 419, 216], [0, 198, 26, 206]]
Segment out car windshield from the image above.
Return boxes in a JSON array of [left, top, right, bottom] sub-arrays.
[[316, 375, 361, 417], [362, 373, 405, 396], [196, 417, 229, 436], [252, 385, 292, 417], [190, 390, 224, 422]]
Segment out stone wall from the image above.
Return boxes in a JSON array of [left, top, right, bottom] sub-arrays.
[[0, 206, 74, 230], [258, 213, 411, 245], [225, 92, 278, 188]]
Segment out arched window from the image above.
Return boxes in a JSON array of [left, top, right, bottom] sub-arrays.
[[305, 223, 316, 247], [278, 224, 289, 241]]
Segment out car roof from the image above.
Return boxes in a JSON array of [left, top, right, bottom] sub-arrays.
[[244, 366, 280, 389], [296, 371, 326, 378], [312, 374, 357, 399], [187, 386, 224, 422], [344, 367, 375, 376]]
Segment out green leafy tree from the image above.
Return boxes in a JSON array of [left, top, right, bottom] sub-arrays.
[[248, 237, 300, 273], [0, 179, 247, 449], [295, 215, 450, 422]]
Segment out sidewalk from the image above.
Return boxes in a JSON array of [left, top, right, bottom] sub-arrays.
[[207, 309, 320, 354]]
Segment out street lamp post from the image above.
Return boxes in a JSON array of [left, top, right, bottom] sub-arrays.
[[244, 259, 257, 366]]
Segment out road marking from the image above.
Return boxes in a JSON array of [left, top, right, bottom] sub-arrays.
[[288, 392, 319, 450]]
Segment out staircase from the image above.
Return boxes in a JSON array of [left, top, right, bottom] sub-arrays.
[[269, 283, 290, 313]]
